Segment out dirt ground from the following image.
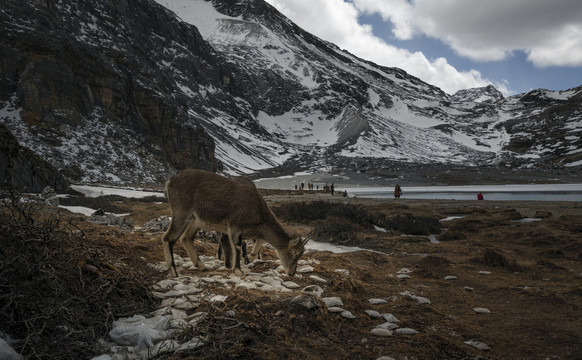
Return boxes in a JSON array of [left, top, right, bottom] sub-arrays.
[[104, 191, 582, 359], [3, 189, 582, 359]]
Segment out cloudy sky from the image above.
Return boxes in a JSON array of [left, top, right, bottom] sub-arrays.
[[264, 0, 582, 96]]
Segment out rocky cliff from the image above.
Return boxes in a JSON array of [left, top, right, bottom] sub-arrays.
[[1, 0, 222, 186], [0, 123, 69, 192]]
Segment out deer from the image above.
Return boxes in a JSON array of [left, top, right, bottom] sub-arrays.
[[162, 169, 310, 277]]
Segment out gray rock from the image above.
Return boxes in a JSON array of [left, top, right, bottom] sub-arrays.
[[399, 291, 430, 304], [302, 285, 324, 298], [368, 298, 388, 305], [382, 313, 400, 323], [376, 322, 398, 330], [291, 295, 321, 310], [282, 281, 300, 289], [340, 311, 356, 319], [143, 216, 171, 233], [322, 297, 343, 307], [309, 275, 328, 283], [464, 339, 490, 351], [473, 307, 491, 314], [298, 265, 314, 274], [327, 306, 344, 313], [365, 310, 383, 319]]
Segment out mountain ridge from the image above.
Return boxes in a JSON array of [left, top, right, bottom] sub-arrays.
[[0, 0, 580, 189]]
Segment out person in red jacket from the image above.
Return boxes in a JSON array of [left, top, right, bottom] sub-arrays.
[[477, 192, 484, 200]]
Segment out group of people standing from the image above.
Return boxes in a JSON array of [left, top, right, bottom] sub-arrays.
[[295, 182, 335, 195], [296, 182, 317, 191]]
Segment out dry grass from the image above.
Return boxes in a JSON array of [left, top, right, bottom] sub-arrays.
[[0, 186, 160, 359], [2, 188, 582, 359]]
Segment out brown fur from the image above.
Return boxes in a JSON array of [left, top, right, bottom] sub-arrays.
[[162, 169, 309, 277]]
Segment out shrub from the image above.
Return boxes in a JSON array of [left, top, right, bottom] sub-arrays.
[[312, 217, 360, 246], [273, 201, 384, 227], [388, 212, 440, 235]]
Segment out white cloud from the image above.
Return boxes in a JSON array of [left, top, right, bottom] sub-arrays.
[[527, 24, 582, 67], [354, 0, 582, 67], [265, 0, 503, 95]]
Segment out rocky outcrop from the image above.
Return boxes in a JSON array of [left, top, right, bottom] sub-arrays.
[[334, 105, 369, 147], [0, 123, 69, 192], [0, 0, 221, 185]]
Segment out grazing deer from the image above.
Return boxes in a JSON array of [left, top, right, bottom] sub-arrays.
[[162, 169, 309, 277]]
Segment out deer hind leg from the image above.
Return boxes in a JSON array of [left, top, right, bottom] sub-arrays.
[[226, 226, 243, 276], [180, 221, 206, 271], [218, 233, 233, 269], [161, 216, 188, 278]]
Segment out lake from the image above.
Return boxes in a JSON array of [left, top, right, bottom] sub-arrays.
[[343, 184, 582, 201]]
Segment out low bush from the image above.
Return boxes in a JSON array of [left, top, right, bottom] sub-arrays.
[[273, 201, 440, 236]]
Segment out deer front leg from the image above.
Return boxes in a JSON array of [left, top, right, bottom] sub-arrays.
[[247, 239, 263, 263], [181, 223, 206, 271]]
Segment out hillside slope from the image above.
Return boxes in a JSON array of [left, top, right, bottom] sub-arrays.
[[0, 0, 580, 186]]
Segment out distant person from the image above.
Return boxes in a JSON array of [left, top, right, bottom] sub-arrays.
[[295, 184, 297, 190], [477, 192, 484, 200], [343, 190, 348, 198], [330, 183, 335, 196], [394, 184, 402, 199], [317, 185, 319, 191]]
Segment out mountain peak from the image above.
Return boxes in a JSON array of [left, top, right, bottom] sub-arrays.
[[451, 85, 504, 103]]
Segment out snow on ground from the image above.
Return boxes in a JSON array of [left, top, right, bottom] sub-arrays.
[[306, 240, 365, 254], [59, 205, 100, 217], [566, 159, 582, 167], [257, 106, 339, 146], [71, 184, 164, 198], [385, 97, 443, 128]]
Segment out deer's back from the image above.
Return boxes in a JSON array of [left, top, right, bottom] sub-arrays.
[[166, 169, 268, 225]]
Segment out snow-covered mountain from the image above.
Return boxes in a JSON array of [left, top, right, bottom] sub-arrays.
[[1, 0, 580, 187]]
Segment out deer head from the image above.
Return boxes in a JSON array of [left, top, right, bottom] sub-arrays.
[[277, 234, 310, 276]]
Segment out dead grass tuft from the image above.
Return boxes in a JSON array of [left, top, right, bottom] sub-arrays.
[[470, 248, 525, 272]]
